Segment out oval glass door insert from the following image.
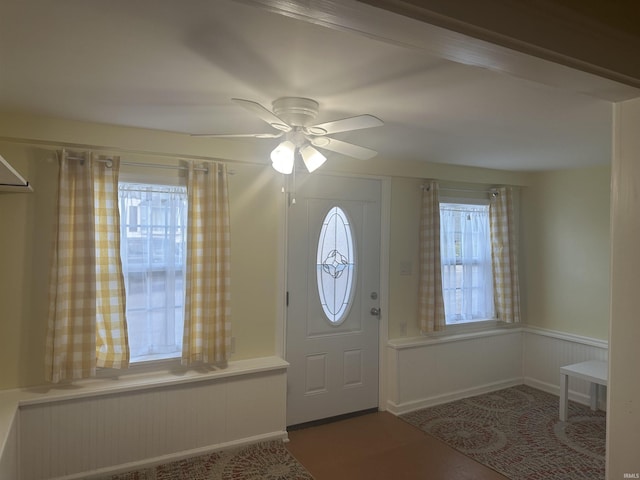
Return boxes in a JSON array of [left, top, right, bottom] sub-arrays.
[[317, 206, 356, 324]]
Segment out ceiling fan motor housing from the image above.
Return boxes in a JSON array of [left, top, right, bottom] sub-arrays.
[[272, 97, 319, 127]]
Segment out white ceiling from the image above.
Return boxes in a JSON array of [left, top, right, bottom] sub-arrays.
[[0, 0, 633, 171]]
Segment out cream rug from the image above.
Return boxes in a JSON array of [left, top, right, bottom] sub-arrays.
[[401, 385, 605, 479], [101, 441, 314, 480]]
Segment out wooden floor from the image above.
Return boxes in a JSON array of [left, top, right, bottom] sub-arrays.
[[286, 411, 508, 480]]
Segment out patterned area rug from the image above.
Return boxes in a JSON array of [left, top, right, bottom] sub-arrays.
[[400, 385, 605, 480], [101, 441, 314, 480]]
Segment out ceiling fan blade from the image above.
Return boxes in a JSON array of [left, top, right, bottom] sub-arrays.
[[306, 114, 383, 135], [231, 98, 291, 132], [190, 132, 284, 139], [311, 137, 378, 160]]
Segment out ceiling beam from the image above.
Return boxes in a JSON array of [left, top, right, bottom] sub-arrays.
[[359, 0, 640, 90], [238, 0, 640, 101]]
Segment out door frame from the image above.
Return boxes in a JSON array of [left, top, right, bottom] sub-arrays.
[[275, 171, 391, 413]]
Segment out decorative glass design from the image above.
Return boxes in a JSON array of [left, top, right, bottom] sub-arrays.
[[317, 206, 356, 324]]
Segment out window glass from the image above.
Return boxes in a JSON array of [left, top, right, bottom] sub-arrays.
[[316, 206, 356, 325], [119, 183, 187, 362], [440, 202, 494, 324]]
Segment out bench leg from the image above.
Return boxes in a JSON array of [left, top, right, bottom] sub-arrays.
[[560, 373, 569, 421], [590, 383, 598, 411]]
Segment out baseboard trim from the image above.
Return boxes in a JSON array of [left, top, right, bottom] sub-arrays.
[[523, 376, 606, 410], [50, 431, 289, 480], [387, 377, 605, 417], [386, 378, 523, 416]]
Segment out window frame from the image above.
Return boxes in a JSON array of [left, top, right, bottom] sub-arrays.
[[98, 171, 189, 374], [438, 194, 498, 330]]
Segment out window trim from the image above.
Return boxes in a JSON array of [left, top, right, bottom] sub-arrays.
[[439, 195, 490, 206], [97, 356, 185, 378], [109, 173, 188, 372], [438, 194, 496, 328], [421, 318, 505, 337]]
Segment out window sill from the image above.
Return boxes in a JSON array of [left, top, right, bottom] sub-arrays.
[[436, 318, 501, 335], [388, 323, 521, 350], [96, 355, 184, 378], [6, 356, 289, 408]]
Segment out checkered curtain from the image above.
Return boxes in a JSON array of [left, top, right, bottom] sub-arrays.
[[45, 152, 129, 383], [182, 161, 231, 365], [94, 156, 130, 368], [418, 180, 446, 332], [489, 187, 521, 323]]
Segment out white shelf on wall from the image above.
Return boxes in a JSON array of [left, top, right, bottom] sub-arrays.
[[0, 154, 32, 192]]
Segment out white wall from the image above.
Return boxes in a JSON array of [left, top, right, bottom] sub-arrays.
[[608, 97, 640, 478], [521, 166, 611, 340]]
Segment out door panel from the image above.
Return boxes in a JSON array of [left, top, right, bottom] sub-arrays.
[[286, 174, 381, 426]]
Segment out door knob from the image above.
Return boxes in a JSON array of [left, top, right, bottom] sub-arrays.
[[370, 307, 380, 316]]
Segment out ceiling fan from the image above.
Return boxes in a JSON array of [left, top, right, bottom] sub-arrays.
[[192, 97, 384, 174]]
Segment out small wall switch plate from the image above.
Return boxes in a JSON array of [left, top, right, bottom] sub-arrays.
[[399, 261, 413, 276]]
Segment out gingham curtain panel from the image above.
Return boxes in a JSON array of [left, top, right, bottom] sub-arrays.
[[182, 161, 232, 366], [45, 152, 129, 383], [93, 155, 130, 368], [417, 180, 446, 333], [489, 187, 521, 324]]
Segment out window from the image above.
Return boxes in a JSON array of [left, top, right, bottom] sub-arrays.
[[440, 202, 494, 324], [316, 206, 356, 325], [119, 182, 187, 363]]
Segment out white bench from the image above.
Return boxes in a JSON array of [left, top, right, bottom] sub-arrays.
[[559, 360, 608, 421]]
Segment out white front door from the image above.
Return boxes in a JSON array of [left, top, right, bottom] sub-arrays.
[[286, 173, 381, 426]]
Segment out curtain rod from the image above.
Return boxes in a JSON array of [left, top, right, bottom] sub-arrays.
[[63, 154, 214, 173], [441, 186, 498, 196], [0, 135, 256, 172], [421, 184, 500, 196]]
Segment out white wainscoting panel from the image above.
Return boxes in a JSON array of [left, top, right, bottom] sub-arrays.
[[386, 328, 523, 415], [0, 411, 18, 480], [386, 326, 609, 417], [17, 359, 288, 480], [523, 327, 608, 408], [225, 372, 287, 442]]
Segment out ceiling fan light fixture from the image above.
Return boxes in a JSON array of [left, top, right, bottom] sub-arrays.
[[300, 145, 327, 173], [206, 97, 383, 171], [271, 140, 295, 174]]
